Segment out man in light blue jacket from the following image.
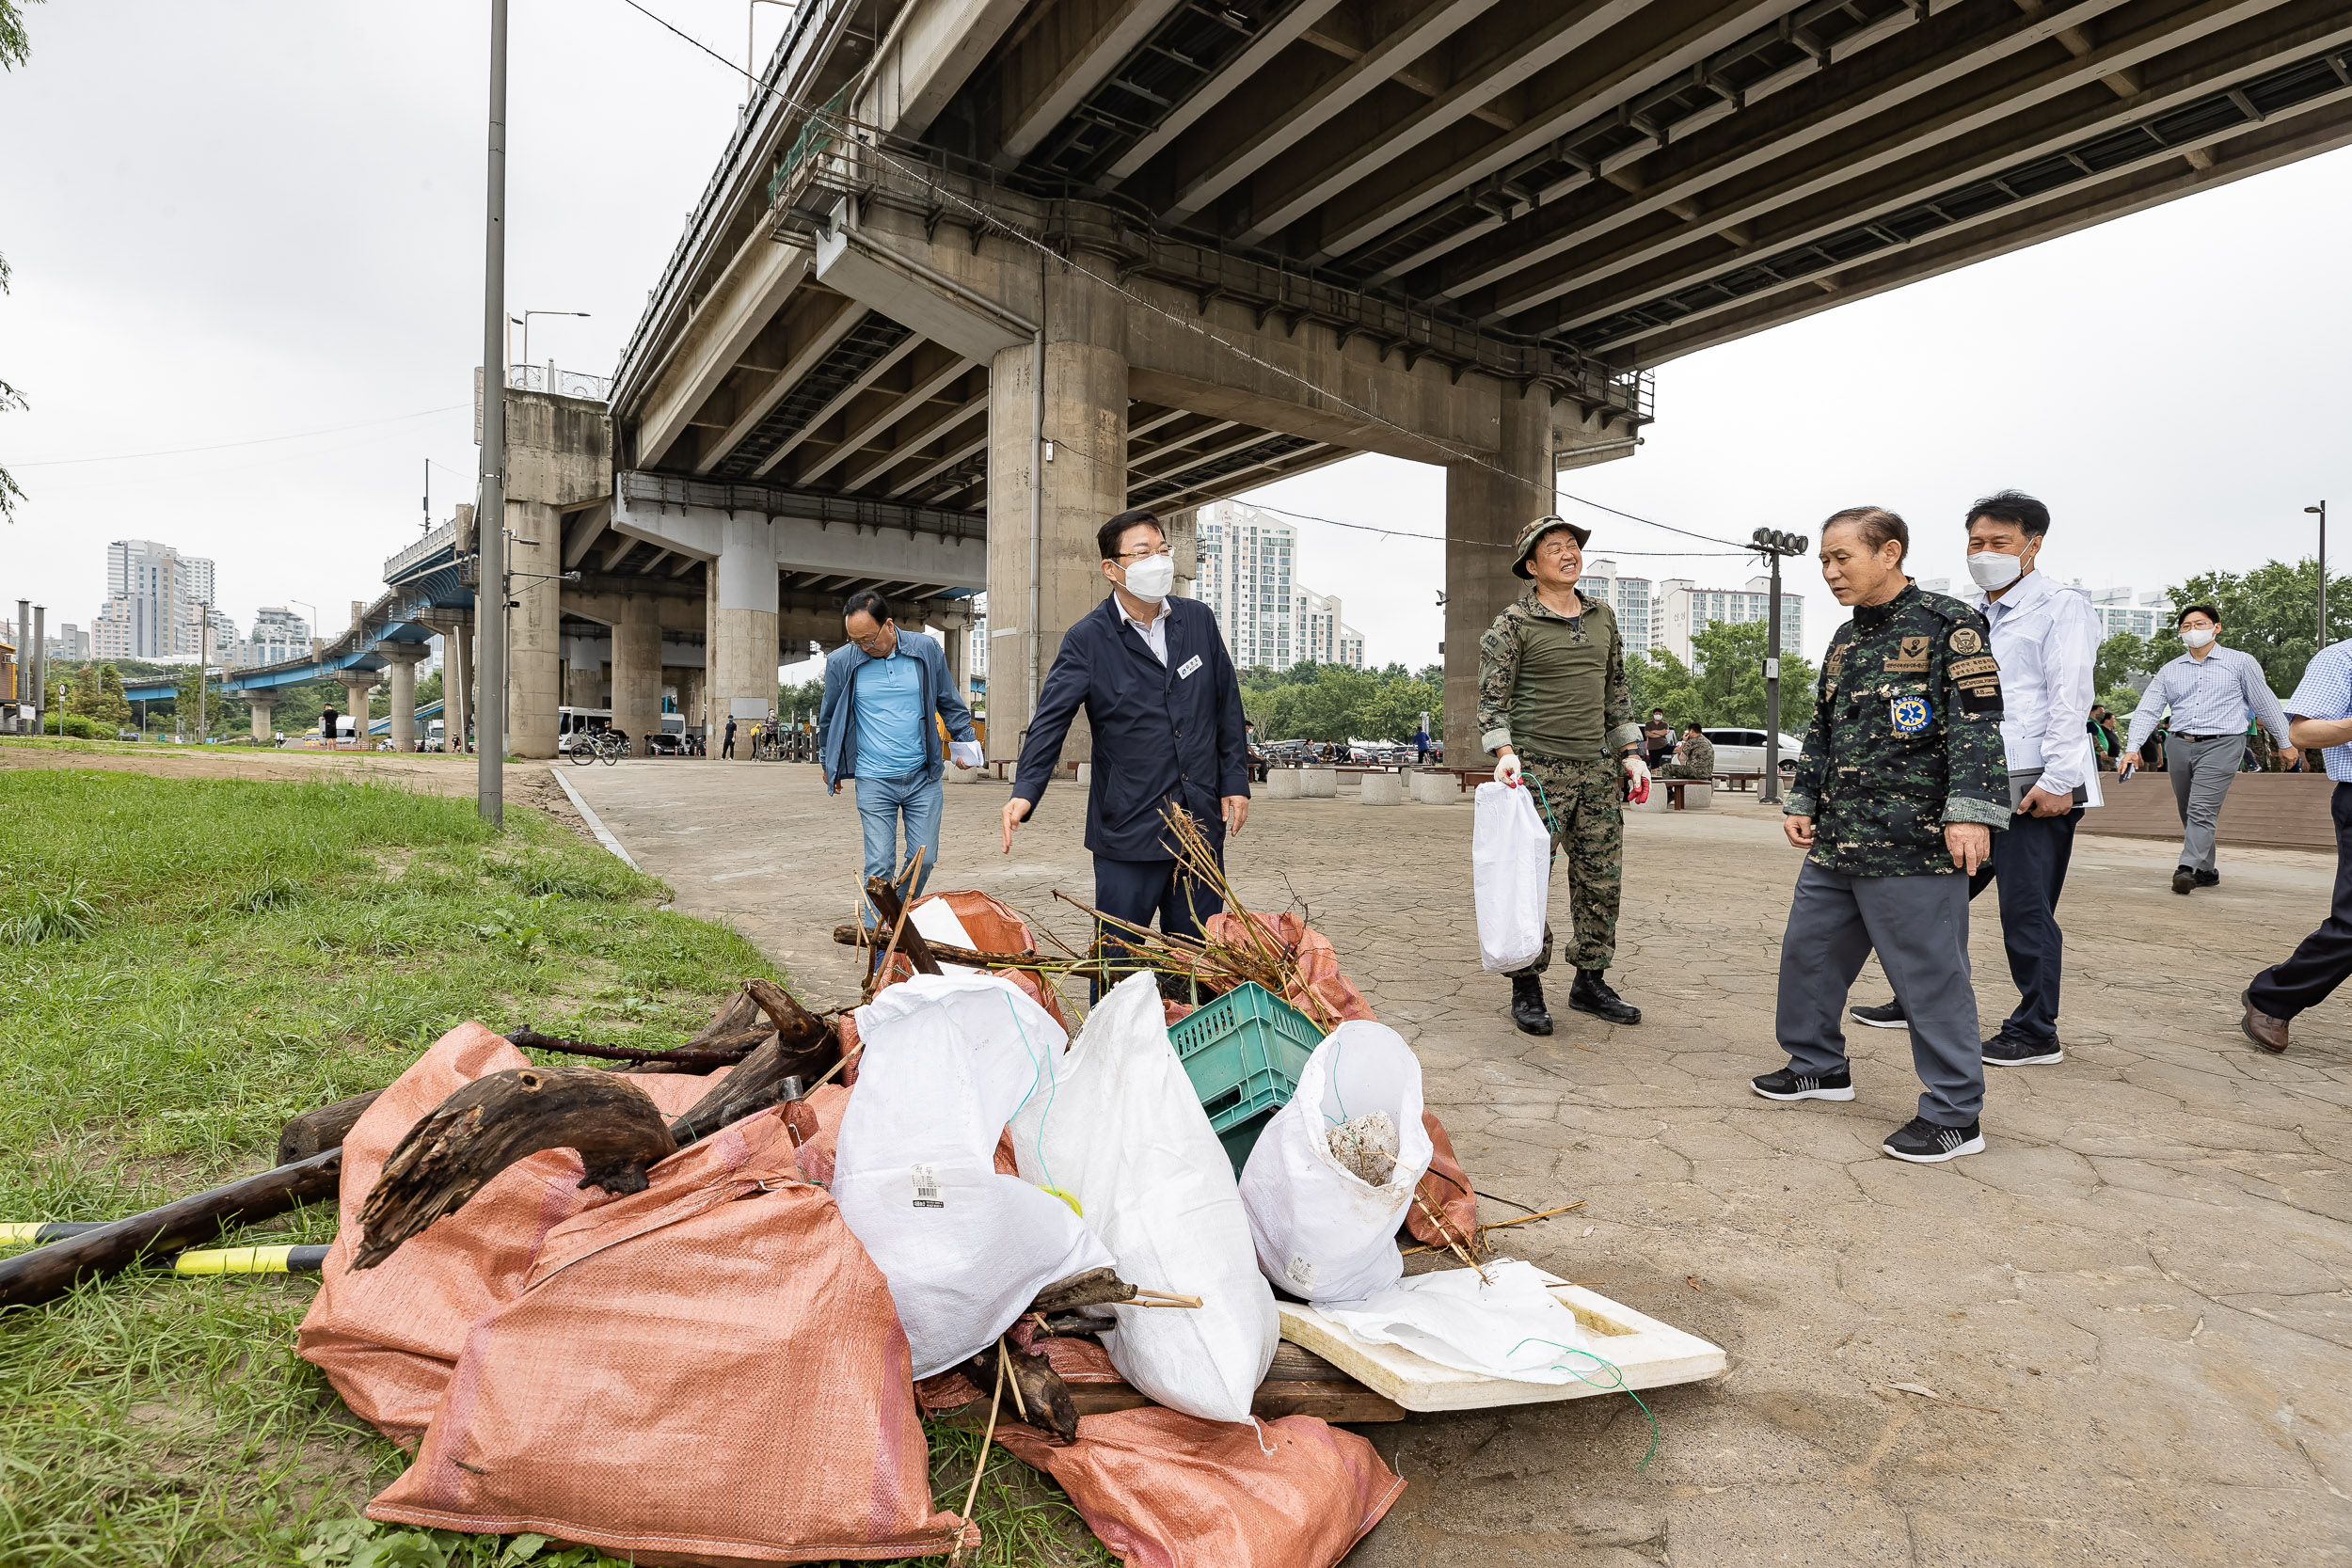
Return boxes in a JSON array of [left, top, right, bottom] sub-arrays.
[[819, 589, 981, 917]]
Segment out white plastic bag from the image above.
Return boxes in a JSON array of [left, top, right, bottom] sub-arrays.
[[1317, 1258, 1593, 1384], [1473, 781, 1551, 973], [1237, 1021, 1433, 1304], [834, 973, 1116, 1378], [1007, 973, 1277, 1423]]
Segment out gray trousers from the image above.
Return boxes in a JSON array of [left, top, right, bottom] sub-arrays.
[[1777, 859, 1984, 1126], [2166, 733, 2245, 873]]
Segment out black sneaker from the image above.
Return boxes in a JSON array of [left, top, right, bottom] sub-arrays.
[[1750, 1065, 1854, 1102], [1983, 1033, 2063, 1067], [2194, 869, 2219, 887], [1850, 1000, 1908, 1030], [1882, 1116, 1984, 1164], [2172, 866, 2196, 895]]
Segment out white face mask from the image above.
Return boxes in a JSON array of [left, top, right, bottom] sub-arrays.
[[2182, 627, 2217, 649], [1966, 550, 2023, 590], [1121, 552, 1175, 602]]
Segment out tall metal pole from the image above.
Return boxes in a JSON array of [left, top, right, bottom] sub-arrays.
[[475, 0, 509, 825], [29, 604, 44, 735], [197, 602, 209, 739], [1760, 550, 1785, 806]]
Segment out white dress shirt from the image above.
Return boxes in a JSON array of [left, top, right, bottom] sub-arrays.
[[1118, 594, 1171, 664], [1965, 568, 2103, 808]]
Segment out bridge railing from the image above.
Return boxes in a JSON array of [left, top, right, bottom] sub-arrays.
[[506, 362, 612, 402], [384, 520, 457, 585]]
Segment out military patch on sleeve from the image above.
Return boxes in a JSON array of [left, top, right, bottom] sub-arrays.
[[1948, 654, 1998, 678], [1956, 671, 2003, 715], [1883, 636, 1930, 673], [1948, 626, 1983, 655], [1890, 695, 1933, 735], [1824, 645, 1845, 680]]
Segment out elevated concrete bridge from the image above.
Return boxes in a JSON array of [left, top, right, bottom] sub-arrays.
[[595, 0, 2347, 761]]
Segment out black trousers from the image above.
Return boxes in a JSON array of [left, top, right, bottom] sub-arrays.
[[1092, 853, 1224, 1001], [2248, 784, 2352, 1020], [1968, 806, 2081, 1046]]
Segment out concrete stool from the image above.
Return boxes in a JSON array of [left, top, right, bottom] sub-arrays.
[[948, 764, 982, 784], [1299, 767, 1337, 799], [1075, 762, 1093, 784], [1668, 781, 1713, 811], [1629, 783, 1674, 814], [1410, 769, 1457, 804], [1266, 769, 1302, 800], [1359, 771, 1405, 805]]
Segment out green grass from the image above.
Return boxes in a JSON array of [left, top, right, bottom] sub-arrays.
[[0, 768, 1110, 1568]]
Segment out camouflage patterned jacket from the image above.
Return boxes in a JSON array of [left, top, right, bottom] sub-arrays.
[[1477, 588, 1642, 760], [1786, 582, 2010, 876]]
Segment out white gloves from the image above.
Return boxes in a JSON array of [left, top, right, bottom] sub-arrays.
[[1493, 752, 1523, 787], [948, 739, 985, 768], [1622, 753, 1651, 803]]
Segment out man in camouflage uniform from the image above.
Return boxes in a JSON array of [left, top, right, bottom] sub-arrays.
[[1654, 722, 1715, 781], [1479, 515, 1649, 1035], [1751, 506, 2010, 1164]]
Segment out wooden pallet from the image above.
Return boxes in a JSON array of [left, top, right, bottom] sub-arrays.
[[1274, 1270, 1724, 1415]]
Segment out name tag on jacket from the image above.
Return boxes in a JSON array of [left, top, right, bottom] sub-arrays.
[[1177, 655, 1202, 679]]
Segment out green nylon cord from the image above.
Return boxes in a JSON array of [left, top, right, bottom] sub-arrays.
[[1003, 990, 1061, 1198], [1507, 1337, 1660, 1469]]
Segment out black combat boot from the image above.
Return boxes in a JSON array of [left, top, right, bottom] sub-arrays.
[[1569, 969, 1642, 1024], [1510, 974, 1553, 1036]]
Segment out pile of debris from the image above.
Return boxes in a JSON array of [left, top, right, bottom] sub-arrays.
[[0, 872, 1613, 1567]]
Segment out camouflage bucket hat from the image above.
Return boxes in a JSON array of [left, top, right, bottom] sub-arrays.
[[1511, 514, 1593, 578]]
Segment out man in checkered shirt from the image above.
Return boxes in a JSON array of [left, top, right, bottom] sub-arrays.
[[2241, 639, 2352, 1053]]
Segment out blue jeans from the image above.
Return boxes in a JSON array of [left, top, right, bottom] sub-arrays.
[[856, 769, 943, 922]]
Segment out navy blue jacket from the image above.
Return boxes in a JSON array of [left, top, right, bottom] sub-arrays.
[[818, 629, 977, 790], [1012, 594, 1250, 861]]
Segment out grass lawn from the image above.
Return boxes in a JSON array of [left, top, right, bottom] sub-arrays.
[[0, 766, 1107, 1568]]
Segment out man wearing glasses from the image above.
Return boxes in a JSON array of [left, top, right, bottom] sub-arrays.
[[820, 588, 983, 917], [1003, 508, 1250, 983]]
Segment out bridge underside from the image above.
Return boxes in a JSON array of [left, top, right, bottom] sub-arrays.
[[580, 0, 2346, 761]]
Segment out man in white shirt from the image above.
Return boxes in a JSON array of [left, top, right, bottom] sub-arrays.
[[1849, 491, 2100, 1066]]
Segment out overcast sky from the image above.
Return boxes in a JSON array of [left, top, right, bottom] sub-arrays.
[[4, 2, 2346, 674]]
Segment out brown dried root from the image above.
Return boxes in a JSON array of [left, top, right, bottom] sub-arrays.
[[953, 1336, 1078, 1444]]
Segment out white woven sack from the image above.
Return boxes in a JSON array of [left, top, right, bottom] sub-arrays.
[[1472, 781, 1551, 973], [1007, 973, 1277, 1422], [1237, 1021, 1433, 1304], [1318, 1258, 1593, 1383], [834, 973, 1115, 1379]]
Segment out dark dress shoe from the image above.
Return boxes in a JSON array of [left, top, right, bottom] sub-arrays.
[[2172, 866, 2196, 895], [2241, 990, 2289, 1053], [1568, 969, 1642, 1024], [1510, 973, 1553, 1036]]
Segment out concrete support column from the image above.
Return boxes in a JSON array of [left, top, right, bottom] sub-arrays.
[[946, 618, 972, 705], [711, 515, 779, 756], [381, 644, 428, 753], [1444, 385, 1554, 765], [447, 620, 471, 752], [508, 499, 564, 758], [339, 673, 377, 751], [247, 691, 278, 744], [984, 268, 1127, 763], [612, 596, 664, 757]]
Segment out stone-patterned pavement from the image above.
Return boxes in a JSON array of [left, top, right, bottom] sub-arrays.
[[567, 760, 2352, 1567]]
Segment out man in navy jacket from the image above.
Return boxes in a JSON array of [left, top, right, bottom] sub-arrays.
[[1002, 509, 1251, 973]]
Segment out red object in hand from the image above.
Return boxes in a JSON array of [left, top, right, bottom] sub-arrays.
[[1626, 771, 1649, 805]]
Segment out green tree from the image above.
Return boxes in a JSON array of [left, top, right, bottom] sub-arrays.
[[1687, 619, 1819, 737], [1628, 649, 1702, 729], [71, 664, 131, 728], [2093, 631, 2154, 695], [2167, 559, 2352, 697], [776, 677, 825, 722], [0, 0, 41, 524]]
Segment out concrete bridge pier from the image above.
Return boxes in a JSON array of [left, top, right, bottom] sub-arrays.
[[246, 690, 277, 744], [1445, 387, 1556, 765], [337, 673, 376, 751], [380, 644, 429, 753], [710, 515, 781, 755], [445, 620, 471, 753], [612, 594, 665, 757], [502, 391, 613, 759]]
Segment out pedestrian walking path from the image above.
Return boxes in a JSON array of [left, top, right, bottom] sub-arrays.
[[572, 761, 2352, 1565]]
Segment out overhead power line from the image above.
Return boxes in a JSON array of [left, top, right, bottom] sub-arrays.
[[11, 404, 470, 468]]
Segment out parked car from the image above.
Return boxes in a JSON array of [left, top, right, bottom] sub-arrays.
[[1699, 727, 1805, 778]]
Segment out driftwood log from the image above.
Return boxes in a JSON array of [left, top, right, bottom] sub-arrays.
[[668, 995, 839, 1147], [506, 1029, 756, 1069], [620, 987, 768, 1075], [830, 926, 1057, 973], [954, 1337, 1080, 1443], [354, 1069, 678, 1269], [0, 1148, 342, 1309], [1027, 1265, 1140, 1315], [863, 878, 946, 979], [276, 1089, 386, 1165]]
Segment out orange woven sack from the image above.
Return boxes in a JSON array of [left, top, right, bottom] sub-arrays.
[[1405, 1110, 1479, 1251], [992, 1408, 1403, 1568], [368, 1105, 972, 1565], [298, 1022, 725, 1447]]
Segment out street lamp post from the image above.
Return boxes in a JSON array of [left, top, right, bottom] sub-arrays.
[[2309, 502, 2328, 648], [478, 0, 510, 825], [1750, 529, 1811, 805], [512, 309, 589, 391]]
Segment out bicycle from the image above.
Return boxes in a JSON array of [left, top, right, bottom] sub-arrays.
[[570, 730, 629, 767]]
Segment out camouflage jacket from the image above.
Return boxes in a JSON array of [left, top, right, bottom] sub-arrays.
[[1477, 588, 1642, 760], [1786, 583, 2010, 876]]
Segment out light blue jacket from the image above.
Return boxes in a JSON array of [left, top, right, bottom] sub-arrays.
[[818, 628, 977, 790]]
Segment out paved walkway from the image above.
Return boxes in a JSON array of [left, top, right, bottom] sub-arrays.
[[569, 760, 2352, 1567]]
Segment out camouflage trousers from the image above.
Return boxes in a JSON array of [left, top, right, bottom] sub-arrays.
[[1653, 762, 1711, 780], [1509, 750, 1625, 975]]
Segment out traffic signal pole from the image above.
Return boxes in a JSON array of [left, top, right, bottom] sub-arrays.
[[1750, 529, 1809, 806]]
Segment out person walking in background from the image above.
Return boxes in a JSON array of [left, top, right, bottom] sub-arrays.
[[821, 589, 982, 919], [1002, 509, 1250, 990], [1752, 506, 2009, 1164], [723, 714, 738, 759], [2241, 635, 2352, 1053], [2122, 605, 2292, 894], [1480, 515, 1648, 1035], [1849, 491, 2101, 1068], [320, 705, 339, 750], [2088, 705, 2121, 770], [1654, 721, 1714, 781], [1414, 719, 1432, 764]]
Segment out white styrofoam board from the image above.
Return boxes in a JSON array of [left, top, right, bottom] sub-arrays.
[[1276, 1267, 1725, 1414]]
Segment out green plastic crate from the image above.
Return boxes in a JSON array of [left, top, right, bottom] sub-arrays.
[[1168, 981, 1325, 1177]]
